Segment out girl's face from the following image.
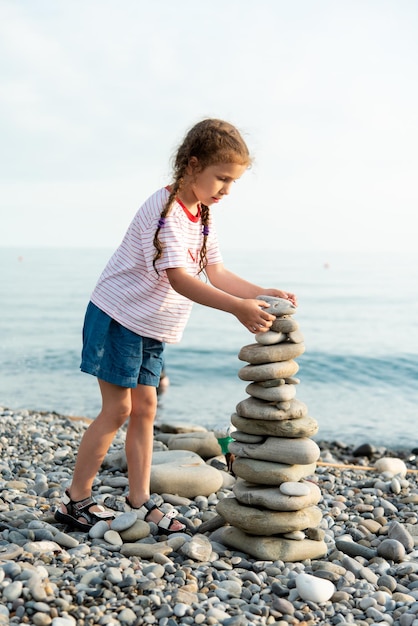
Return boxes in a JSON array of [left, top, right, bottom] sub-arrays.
[[186, 160, 247, 209]]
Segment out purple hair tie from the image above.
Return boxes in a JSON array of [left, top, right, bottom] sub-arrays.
[[202, 225, 210, 236], [158, 217, 166, 228]]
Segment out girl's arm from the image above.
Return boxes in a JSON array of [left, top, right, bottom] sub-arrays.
[[206, 263, 297, 306], [166, 267, 277, 333]]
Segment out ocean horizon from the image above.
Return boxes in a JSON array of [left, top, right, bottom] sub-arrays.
[[1, 246, 417, 450]]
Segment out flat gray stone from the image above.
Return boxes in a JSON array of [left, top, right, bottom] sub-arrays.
[[271, 317, 299, 333], [238, 342, 305, 365], [111, 511, 138, 532], [231, 413, 319, 438], [235, 397, 308, 421], [217, 526, 327, 562], [255, 331, 286, 345], [216, 498, 323, 535], [245, 382, 296, 402], [232, 457, 317, 485], [238, 359, 299, 382], [231, 430, 264, 443], [233, 479, 321, 510], [256, 295, 297, 316], [229, 436, 320, 465]]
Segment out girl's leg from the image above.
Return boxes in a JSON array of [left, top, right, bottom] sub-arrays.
[[124, 383, 157, 507], [125, 383, 184, 530], [61, 379, 132, 522]]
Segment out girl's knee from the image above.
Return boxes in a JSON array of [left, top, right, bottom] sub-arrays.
[[131, 385, 157, 417], [98, 401, 132, 428], [130, 402, 157, 423]]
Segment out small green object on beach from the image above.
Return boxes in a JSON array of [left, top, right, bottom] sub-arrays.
[[217, 435, 234, 455]]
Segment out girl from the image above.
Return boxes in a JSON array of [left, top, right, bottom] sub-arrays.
[[55, 118, 297, 533]]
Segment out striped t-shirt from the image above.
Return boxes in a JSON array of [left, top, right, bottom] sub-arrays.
[[90, 187, 223, 343]]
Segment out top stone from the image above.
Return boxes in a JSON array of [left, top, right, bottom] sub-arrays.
[[257, 295, 297, 317]]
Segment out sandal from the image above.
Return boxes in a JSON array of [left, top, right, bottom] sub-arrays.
[[54, 489, 115, 532], [126, 496, 186, 534]]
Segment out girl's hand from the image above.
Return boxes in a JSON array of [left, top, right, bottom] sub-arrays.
[[263, 288, 298, 307], [234, 299, 276, 334]]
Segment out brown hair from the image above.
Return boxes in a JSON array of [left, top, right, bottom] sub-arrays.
[[152, 119, 252, 274]]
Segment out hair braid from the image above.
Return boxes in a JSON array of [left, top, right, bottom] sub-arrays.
[[152, 175, 184, 273], [199, 204, 210, 274]]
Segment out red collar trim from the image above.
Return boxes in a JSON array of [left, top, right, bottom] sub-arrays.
[[176, 197, 201, 222], [165, 186, 201, 222]]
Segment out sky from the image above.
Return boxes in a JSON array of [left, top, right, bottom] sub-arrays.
[[1, 0, 417, 253]]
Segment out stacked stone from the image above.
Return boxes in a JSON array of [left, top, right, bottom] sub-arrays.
[[217, 296, 327, 562]]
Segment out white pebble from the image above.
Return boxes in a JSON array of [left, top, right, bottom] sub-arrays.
[[374, 457, 407, 477], [2, 580, 23, 601], [174, 603, 188, 617], [52, 618, 76, 626], [295, 572, 335, 603]]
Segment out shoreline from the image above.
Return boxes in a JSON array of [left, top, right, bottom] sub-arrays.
[[1, 406, 418, 624]]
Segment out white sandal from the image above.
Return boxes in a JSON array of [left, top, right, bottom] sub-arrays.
[[127, 496, 186, 534]]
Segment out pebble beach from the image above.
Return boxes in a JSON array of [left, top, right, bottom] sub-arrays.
[[2, 408, 418, 625]]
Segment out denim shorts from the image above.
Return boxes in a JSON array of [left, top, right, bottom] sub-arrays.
[[80, 302, 165, 388]]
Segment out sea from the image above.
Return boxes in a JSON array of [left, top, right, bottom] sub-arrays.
[[1, 247, 417, 450]]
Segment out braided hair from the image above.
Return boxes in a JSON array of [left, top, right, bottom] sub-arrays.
[[152, 119, 252, 274]]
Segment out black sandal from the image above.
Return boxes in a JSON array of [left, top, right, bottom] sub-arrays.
[[54, 489, 115, 532], [126, 497, 186, 534]]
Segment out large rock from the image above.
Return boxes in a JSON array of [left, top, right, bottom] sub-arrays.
[[216, 498, 323, 534], [231, 413, 319, 438], [236, 397, 307, 420], [232, 457, 317, 485], [150, 450, 223, 497], [238, 342, 305, 365], [233, 479, 321, 511], [216, 526, 327, 562], [167, 432, 221, 459], [228, 437, 320, 465], [238, 360, 299, 382]]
